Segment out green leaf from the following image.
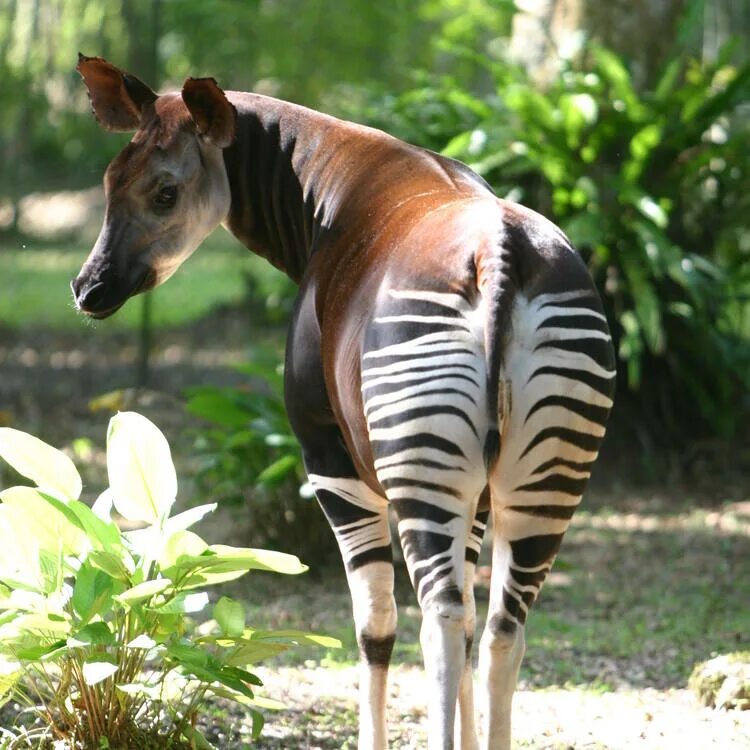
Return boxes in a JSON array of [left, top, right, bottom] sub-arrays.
[[0, 504, 54, 592], [180, 725, 217, 750], [88, 551, 132, 582], [115, 578, 172, 605], [126, 634, 157, 650], [223, 640, 289, 665], [0, 428, 81, 501], [250, 629, 342, 649], [214, 597, 245, 638], [68, 622, 114, 648], [107, 412, 177, 525], [206, 546, 308, 576], [159, 530, 208, 572], [151, 591, 208, 614], [0, 486, 88, 559], [82, 660, 118, 686], [39, 493, 121, 551]]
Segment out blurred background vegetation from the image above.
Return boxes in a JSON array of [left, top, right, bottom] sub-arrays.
[[0, 0, 749, 558]]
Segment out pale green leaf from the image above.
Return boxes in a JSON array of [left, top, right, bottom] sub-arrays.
[[214, 597, 245, 638], [0, 487, 88, 558], [107, 412, 177, 524], [152, 591, 209, 614], [67, 622, 114, 648], [115, 578, 172, 604], [206, 545, 308, 576], [126, 634, 156, 650], [82, 661, 118, 686], [180, 725, 217, 750], [159, 530, 208, 572], [0, 428, 81, 501]]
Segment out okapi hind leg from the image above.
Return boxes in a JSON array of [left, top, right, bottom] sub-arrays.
[[362, 287, 490, 748], [307, 471, 395, 750], [455, 501, 489, 750], [479, 287, 616, 749]]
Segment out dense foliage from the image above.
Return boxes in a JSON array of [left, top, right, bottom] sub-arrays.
[[0, 413, 336, 748]]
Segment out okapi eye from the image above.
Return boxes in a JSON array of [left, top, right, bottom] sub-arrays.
[[153, 185, 178, 211]]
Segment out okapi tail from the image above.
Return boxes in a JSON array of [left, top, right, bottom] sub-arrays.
[[476, 226, 518, 470]]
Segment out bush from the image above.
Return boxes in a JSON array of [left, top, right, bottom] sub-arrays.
[[185, 360, 335, 567], [0, 413, 337, 749]]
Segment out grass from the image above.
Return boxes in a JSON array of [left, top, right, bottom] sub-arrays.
[[0, 230, 293, 331], [232, 494, 750, 693]]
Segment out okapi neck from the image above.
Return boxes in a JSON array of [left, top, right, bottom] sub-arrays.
[[220, 92, 363, 283]]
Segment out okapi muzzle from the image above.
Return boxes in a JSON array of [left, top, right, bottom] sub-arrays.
[[72, 53, 234, 319]]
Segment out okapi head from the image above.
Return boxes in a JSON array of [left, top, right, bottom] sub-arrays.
[[71, 54, 236, 318]]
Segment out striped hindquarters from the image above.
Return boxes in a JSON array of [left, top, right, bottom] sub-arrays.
[[362, 289, 488, 607], [491, 288, 616, 633]]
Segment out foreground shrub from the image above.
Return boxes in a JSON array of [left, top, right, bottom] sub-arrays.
[[0, 413, 337, 749]]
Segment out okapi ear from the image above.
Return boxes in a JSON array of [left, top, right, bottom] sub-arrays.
[[181, 77, 237, 148], [76, 53, 157, 132]]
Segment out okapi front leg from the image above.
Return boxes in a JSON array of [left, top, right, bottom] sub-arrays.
[[308, 473, 395, 750]]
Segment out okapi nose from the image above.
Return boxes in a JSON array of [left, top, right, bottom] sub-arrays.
[[71, 278, 107, 310]]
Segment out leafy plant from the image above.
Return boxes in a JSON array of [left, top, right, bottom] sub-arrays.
[[185, 360, 335, 566], [0, 413, 338, 749]]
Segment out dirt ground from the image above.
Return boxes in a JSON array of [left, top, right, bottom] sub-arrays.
[[1, 308, 749, 750]]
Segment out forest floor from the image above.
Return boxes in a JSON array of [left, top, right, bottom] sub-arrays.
[[1, 285, 749, 749]]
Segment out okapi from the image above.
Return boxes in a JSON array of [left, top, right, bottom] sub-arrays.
[[72, 54, 615, 750]]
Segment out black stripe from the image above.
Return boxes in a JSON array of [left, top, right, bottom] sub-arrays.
[[534, 337, 614, 369], [369, 404, 479, 437], [419, 567, 454, 602], [530, 457, 594, 475], [537, 294, 599, 310], [465, 547, 480, 565], [506, 503, 578, 519], [375, 457, 466, 472], [488, 613, 518, 636], [399, 528, 454, 559], [412, 553, 452, 591], [510, 534, 563, 568], [527, 365, 615, 399], [365, 387, 477, 417], [520, 426, 602, 459], [524, 394, 610, 426], [363, 371, 480, 397], [372, 432, 466, 459], [360, 634, 396, 667], [509, 566, 549, 588], [348, 545, 393, 571], [363, 361, 480, 381], [316, 489, 379, 528], [388, 298, 464, 318], [537, 314, 610, 334], [391, 498, 459, 524], [514, 473, 589, 496], [502, 587, 526, 623], [363, 347, 478, 369]]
